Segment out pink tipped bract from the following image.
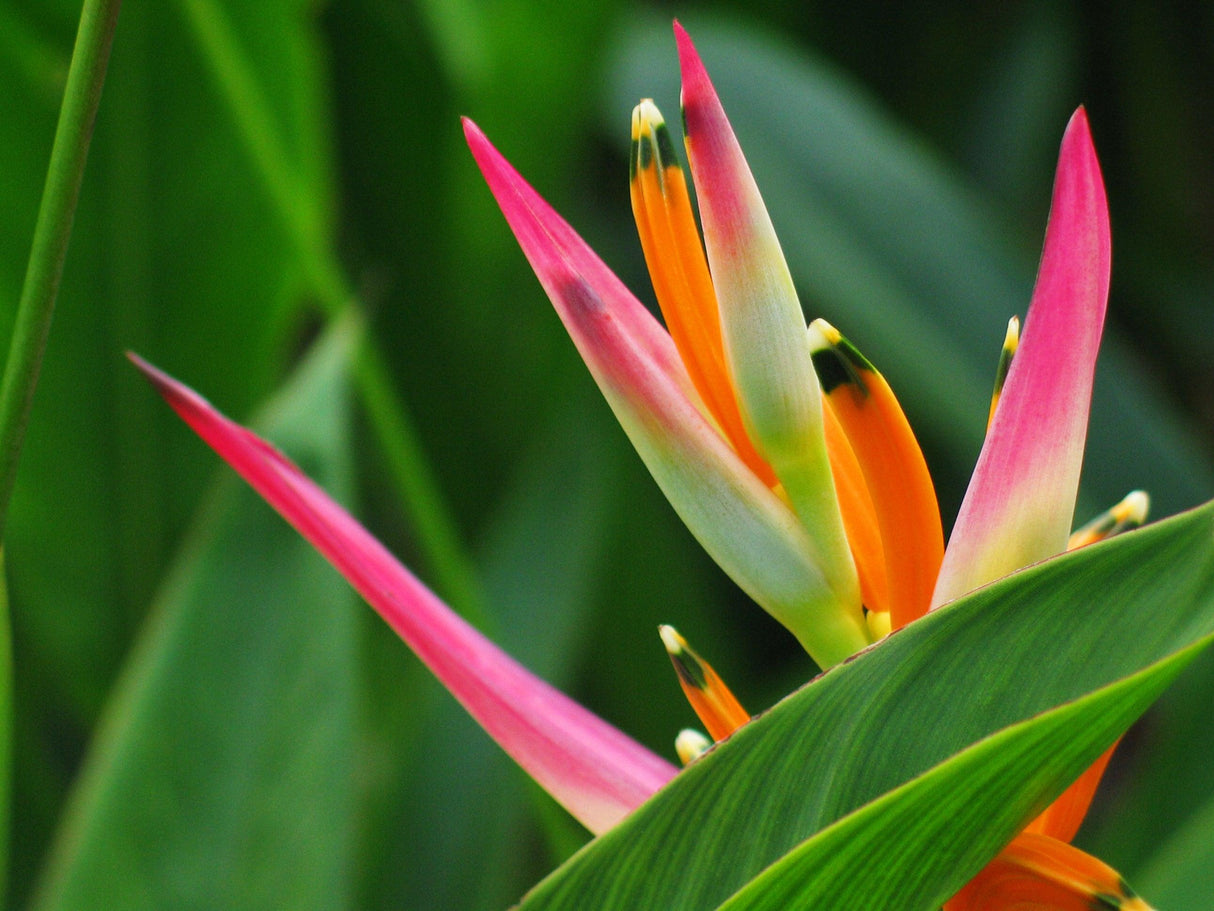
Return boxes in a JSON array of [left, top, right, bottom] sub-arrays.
[[933, 108, 1111, 607], [129, 353, 676, 835]]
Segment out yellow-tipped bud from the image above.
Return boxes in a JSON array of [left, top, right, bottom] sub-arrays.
[[674, 728, 712, 765], [1069, 490, 1150, 550], [659, 624, 750, 741], [987, 315, 1020, 429]]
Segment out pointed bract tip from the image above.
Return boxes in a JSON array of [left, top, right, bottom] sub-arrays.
[[673, 20, 707, 91], [461, 116, 485, 148], [1068, 104, 1091, 134], [127, 352, 206, 414], [1058, 105, 1103, 184]]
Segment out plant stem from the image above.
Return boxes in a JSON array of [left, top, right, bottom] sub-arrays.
[[0, 1, 122, 901], [0, 0, 122, 537]]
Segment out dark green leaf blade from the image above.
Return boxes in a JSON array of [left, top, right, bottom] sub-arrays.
[[517, 502, 1214, 909], [717, 645, 1204, 910], [31, 329, 359, 911]]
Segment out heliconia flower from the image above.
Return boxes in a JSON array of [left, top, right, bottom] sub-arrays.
[[472, 29, 1139, 911], [465, 110, 871, 669], [136, 20, 1155, 910]]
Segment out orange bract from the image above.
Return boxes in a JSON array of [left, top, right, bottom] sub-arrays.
[[810, 321, 943, 629], [823, 402, 889, 614], [661, 626, 750, 741], [630, 104, 776, 487], [947, 832, 1150, 911]]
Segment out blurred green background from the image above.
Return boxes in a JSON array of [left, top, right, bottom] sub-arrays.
[[2, 0, 1213, 908]]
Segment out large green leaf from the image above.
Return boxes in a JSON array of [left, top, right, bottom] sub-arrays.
[[30, 328, 359, 910], [715, 649, 1199, 910], [515, 502, 1214, 909]]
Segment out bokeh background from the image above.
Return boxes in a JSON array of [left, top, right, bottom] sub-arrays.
[[3, 0, 1214, 907]]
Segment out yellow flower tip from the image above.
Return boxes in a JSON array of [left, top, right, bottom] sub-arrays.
[[808, 317, 843, 347], [865, 609, 891, 641], [1003, 314, 1022, 351], [658, 623, 688, 658], [1068, 489, 1151, 550], [987, 315, 1021, 429], [660, 623, 712, 693], [630, 99, 679, 185], [674, 728, 712, 765], [658, 625, 749, 741], [1117, 489, 1150, 527], [806, 318, 873, 402], [633, 98, 663, 134]]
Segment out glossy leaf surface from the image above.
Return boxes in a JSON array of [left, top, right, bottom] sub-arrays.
[[518, 503, 1214, 909]]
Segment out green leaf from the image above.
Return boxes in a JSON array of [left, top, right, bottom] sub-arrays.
[[2, 1, 341, 884], [516, 502, 1214, 909], [1133, 788, 1214, 910], [715, 649, 1199, 910], [4, 0, 335, 741], [30, 327, 359, 910]]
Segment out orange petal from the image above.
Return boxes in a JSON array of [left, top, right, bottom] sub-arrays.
[[809, 320, 943, 629], [823, 401, 889, 614], [660, 625, 750, 741], [947, 832, 1151, 911], [631, 101, 776, 486]]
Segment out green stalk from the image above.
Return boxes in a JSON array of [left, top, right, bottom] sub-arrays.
[[0, 1, 122, 900], [0, 0, 122, 536]]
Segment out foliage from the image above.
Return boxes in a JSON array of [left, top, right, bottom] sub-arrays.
[[2, 1, 1212, 907]]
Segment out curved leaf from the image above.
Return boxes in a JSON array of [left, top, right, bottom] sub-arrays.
[[516, 501, 1214, 909], [716, 646, 1202, 910]]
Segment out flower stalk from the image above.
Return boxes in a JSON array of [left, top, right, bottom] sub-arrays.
[[0, 0, 122, 537]]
